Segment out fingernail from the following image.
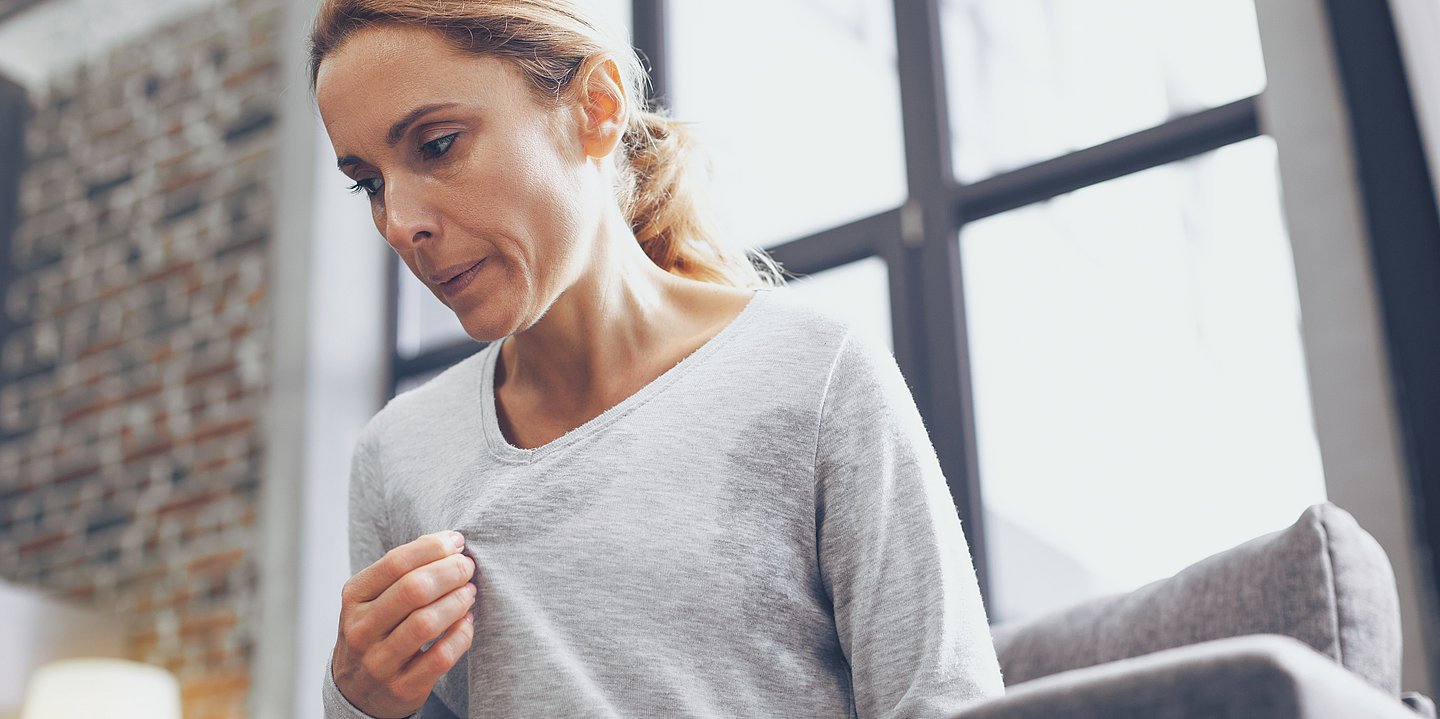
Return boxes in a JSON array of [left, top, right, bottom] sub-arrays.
[[465, 613, 475, 625], [449, 531, 465, 550]]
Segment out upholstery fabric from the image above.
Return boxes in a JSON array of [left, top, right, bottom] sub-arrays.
[[956, 635, 1418, 719], [990, 503, 1403, 695]]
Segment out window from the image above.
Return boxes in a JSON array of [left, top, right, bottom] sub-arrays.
[[941, 0, 1266, 181], [934, 0, 1333, 621], [668, 0, 905, 248], [961, 137, 1325, 621]]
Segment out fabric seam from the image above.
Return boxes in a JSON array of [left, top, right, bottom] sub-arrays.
[[1317, 506, 1346, 668], [812, 325, 856, 611]]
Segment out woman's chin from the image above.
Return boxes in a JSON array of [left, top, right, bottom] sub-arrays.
[[454, 306, 518, 345], [458, 320, 509, 344], [452, 286, 548, 343]]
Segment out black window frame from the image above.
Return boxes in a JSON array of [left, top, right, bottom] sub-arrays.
[[0, 0, 47, 23], [1321, 0, 1440, 685]]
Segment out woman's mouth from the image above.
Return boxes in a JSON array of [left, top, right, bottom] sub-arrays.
[[438, 259, 485, 299]]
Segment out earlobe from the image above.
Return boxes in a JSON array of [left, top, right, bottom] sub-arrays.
[[578, 56, 628, 159]]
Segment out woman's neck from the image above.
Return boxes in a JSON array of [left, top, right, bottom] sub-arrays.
[[494, 206, 699, 412]]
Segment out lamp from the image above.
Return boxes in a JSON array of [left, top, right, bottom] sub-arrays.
[[19, 658, 181, 719]]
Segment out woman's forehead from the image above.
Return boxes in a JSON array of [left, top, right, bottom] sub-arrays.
[[318, 23, 455, 83], [318, 25, 525, 109], [315, 25, 532, 143]]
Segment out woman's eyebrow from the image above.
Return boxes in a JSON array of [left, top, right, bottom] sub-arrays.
[[386, 102, 461, 145], [335, 102, 463, 170]]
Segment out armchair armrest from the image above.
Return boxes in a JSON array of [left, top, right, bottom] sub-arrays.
[[954, 635, 1420, 719]]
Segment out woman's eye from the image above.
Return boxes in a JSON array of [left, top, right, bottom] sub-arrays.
[[347, 177, 383, 197], [420, 132, 459, 160]]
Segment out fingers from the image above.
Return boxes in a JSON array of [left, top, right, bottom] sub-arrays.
[[363, 551, 475, 640], [345, 530, 466, 605], [372, 581, 478, 673], [400, 608, 475, 690], [331, 530, 477, 719]]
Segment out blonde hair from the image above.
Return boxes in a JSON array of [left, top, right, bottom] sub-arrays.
[[308, 0, 786, 288]]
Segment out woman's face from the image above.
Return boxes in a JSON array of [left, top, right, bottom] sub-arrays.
[[316, 24, 608, 341]]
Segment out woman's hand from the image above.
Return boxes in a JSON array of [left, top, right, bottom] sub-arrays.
[[331, 530, 477, 718]]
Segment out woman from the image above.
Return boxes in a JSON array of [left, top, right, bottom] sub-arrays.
[[312, 2, 1003, 717]]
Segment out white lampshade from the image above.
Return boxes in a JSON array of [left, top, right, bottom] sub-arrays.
[[19, 658, 181, 719]]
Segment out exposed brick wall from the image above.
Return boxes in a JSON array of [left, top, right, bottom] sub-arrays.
[[0, 1, 280, 717]]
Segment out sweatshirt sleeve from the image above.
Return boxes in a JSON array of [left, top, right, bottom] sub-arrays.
[[814, 330, 1005, 719], [323, 429, 420, 719]]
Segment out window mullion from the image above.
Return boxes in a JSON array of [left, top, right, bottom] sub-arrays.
[[631, 0, 668, 110], [765, 208, 895, 277], [892, 0, 990, 596], [954, 96, 1261, 222]]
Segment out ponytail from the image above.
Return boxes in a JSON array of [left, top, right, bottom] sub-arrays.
[[619, 110, 785, 288]]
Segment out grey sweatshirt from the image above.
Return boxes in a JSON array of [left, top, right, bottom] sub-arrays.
[[323, 286, 1004, 719]]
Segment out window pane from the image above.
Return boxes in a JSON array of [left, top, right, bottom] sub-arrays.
[[395, 259, 470, 359], [959, 136, 1325, 623], [941, 0, 1267, 183], [784, 257, 893, 354], [668, 0, 906, 249]]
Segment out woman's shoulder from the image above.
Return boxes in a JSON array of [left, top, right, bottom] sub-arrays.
[[358, 344, 492, 444], [751, 286, 911, 396], [744, 286, 890, 366], [691, 286, 894, 404], [747, 286, 854, 345]]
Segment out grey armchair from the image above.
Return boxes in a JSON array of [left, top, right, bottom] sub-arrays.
[[957, 503, 1433, 718]]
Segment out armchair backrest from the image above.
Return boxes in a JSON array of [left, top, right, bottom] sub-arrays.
[[990, 503, 1403, 695]]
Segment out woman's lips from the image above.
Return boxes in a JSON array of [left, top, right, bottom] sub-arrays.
[[438, 258, 485, 299]]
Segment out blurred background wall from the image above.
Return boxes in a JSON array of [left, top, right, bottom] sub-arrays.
[[0, 0, 279, 717]]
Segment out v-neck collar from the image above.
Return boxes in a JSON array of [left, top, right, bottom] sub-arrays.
[[477, 288, 772, 464]]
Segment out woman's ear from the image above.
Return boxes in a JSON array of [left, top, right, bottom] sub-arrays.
[[576, 56, 628, 159]]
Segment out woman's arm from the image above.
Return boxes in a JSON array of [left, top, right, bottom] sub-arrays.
[[814, 330, 1004, 719], [323, 430, 475, 719], [324, 432, 400, 719]]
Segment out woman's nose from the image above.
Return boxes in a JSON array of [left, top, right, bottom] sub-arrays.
[[381, 179, 439, 247]]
